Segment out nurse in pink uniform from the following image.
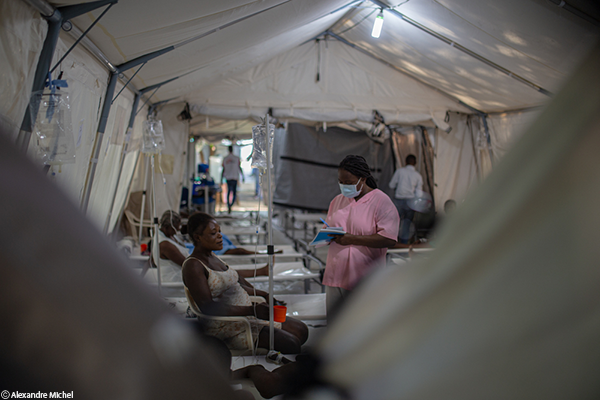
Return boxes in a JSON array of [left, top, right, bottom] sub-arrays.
[[323, 155, 400, 319]]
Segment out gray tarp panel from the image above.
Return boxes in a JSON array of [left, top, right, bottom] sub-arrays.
[[273, 123, 396, 211]]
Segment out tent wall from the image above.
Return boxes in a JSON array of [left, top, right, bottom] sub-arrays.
[[487, 109, 541, 162], [434, 109, 541, 212], [85, 81, 136, 230], [273, 123, 395, 211], [0, 0, 46, 140], [20, 30, 139, 233], [106, 110, 146, 234], [433, 113, 481, 211], [391, 127, 435, 199], [0, 2, 141, 234]]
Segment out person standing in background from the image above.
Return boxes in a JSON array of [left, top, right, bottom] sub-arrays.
[[389, 154, 423, 244], [221, 146, 244, 214]]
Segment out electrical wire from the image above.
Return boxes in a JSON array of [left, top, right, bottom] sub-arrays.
[[392, 0, 410, 8]]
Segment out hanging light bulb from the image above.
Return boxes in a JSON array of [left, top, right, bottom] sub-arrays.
[[371, 10, 384, 38]]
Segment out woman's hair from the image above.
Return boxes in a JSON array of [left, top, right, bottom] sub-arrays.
[[187, 212, 216, 245], [339, 155, 377, 189], [160, 210, 181, 229]]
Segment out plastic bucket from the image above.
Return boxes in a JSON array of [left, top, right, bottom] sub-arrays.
[[273, 305, 287, 322]]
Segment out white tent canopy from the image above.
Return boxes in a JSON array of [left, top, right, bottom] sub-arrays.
[[0, 0, 599, 222], [1, 1, 600, 397], [61, 0, 599, 112]]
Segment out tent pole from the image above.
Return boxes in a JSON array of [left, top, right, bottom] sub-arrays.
[[181, 129, 190, 214], [188, 141, 194, 213], [138, 157, 150, 244], [265, 113, 275, 353], [204, 181, 209, 214], [16, 0, 117, 152], [151, 154, 162, 297]]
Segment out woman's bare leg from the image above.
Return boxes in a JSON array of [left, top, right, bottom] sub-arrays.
[[257, 326, 301, 354], [282, 317, 309, 345]]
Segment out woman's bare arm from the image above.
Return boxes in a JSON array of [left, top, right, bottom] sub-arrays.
[[183, 259, 255, 317], [159, 241, 187, 266], [236, 265, 268, 278]]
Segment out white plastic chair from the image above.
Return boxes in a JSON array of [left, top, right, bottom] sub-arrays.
[[124, 210, 152, 240], [184, 286, 266, 355]]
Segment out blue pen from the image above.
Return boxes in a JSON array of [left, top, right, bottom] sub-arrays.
[[320, 218, 330, 228]]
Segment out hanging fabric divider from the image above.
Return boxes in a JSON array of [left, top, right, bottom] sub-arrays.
[[480, 113, 494, 166], [103, 92, 140, 234], [80, 72, 118, 212], [420, 127, 436, 205]]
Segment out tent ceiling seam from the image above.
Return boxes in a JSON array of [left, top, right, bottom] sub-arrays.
[[371, 0, 553, 97], [432, 0, 564, 76], [326, 31, 481, 114], [328, 32, 520, 110], [173, 0, 294, 49]]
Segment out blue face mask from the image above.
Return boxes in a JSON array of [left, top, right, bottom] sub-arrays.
[[339, 178, 363, 198]]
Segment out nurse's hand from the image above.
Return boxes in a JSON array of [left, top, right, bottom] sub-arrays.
[[329, 233, 354, 246]]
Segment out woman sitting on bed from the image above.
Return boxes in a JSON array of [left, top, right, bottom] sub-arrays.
[[182, 212, 308, 353]]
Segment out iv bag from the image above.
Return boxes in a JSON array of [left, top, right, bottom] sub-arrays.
[[251, 123, 274, 169], [31, 89, 76, 166], [141, 118, 165, 154]]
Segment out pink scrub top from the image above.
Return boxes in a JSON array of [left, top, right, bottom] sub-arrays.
[[323, 189, 399, 290]]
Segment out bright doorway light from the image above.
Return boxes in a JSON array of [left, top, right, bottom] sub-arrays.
[[371, 10, 384, 38]]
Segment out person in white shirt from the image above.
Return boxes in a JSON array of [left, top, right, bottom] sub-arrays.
[[389, 154, 423, 244], [221, 146, 244, 214]]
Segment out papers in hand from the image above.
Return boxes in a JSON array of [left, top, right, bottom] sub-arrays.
[[309, 227, 345, 247]]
